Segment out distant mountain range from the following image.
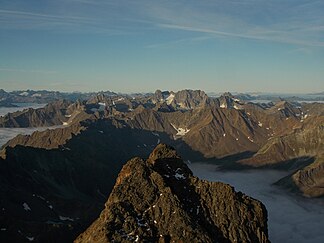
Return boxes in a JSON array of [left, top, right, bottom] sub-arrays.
[[0, 89, 118, 107], [0, 89, 323, 242], [1, 88, 324, 108]]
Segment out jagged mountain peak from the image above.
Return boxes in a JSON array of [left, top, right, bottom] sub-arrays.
[[75, 144, 269, 243], [221, 91, 234, 98], [148, 143, 180, 161], [268, 100, 302, 118], [218, 92, 242, 110]]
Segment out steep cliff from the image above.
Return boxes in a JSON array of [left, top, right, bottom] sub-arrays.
[[76, 144, 269, 243]]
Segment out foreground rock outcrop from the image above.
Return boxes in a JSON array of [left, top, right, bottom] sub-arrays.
[[75, 144, 269, 243]]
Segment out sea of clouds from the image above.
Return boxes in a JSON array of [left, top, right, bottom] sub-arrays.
[[0, 104, 54, 147], [0, 103, 46, 117], [189, 163, 324, 243], [0, 127, 54, 147]]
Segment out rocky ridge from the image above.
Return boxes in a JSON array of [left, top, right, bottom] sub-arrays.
[[0, 89, 118, 107], [0, 100, 73, 127], [75, 144, 269, 243], [0, 89, 323, 242], [1, 90, 324, 198]]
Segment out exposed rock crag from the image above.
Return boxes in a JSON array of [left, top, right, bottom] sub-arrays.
[[75, 144, 269, 243]]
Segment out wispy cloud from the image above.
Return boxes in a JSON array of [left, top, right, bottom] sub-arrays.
[[0, 9, 101, 32], [0, 0, 323, 48], [146, 36, 212, 48], [0, 68, 57, 74], [0, 8, 136, 36], [141, 0, 324, 48], [0, 9, 92, 21], [157, 23, 324, 47]]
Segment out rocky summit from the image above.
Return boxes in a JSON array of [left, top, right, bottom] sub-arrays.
[[75, 144, 269, 243]]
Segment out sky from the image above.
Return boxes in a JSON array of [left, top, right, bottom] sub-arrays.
[[0, 0, 324, 93]]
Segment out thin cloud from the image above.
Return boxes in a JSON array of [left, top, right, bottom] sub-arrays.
[[157, 23, 324, 47], [0, 68, 57, 74], [0, 7, 144, 35], [141, 0, 324, 48], [0, 9, 98, 30], [146, 36, 212, 48], [0, 0, 323, 48], [0, 9, 93, 21]]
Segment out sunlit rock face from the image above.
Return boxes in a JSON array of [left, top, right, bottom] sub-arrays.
[[75, 144, 269, 243]]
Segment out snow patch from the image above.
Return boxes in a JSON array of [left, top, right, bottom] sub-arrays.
[[223, 133, 226, 137], [220, 103, 226, 108], [59, 216, 74, 221], [166, 94, 175, 105], [32, 93, 41, 97], [65, 114, 72, 118], [151, 132, 159, 137], [20, 92, 29, 96], [23, 203, 31, 211], [26, 236, 34, 241], [135, 235, 139, 242], [178, 102, 187, 109], [174, 173, 186, 180], [171, 123, 190, 136], [258, 122, 263, 127]]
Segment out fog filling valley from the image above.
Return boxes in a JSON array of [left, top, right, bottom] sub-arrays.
[[0, 127, 57, 147], [0, 104, 57, 147], [189, 163, 324, 243], [0, 103, 46, 117]]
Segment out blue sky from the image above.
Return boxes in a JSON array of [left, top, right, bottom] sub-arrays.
[[0, 0, 324, 93]]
